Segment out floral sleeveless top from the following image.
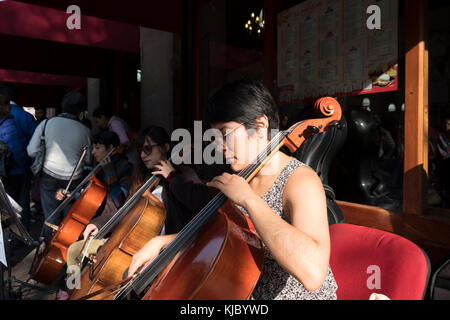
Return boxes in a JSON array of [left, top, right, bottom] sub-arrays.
[[238, 158, 338, 300]]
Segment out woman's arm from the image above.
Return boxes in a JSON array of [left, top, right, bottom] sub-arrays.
[[207, 167, 330, 292], [152, 162, 212, 212], [127, 233, 177, 277]]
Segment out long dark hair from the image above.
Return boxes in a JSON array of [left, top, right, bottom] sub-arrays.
[[130, 126, 171, 195], [205, 79, 279, 137]]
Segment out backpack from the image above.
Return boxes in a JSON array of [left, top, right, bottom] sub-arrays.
[[0, 140, 12, 178], [429, 256, 450, 300]]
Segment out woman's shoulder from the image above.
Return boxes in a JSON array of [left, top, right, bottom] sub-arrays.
[[277, 154, 308, 176], [282, 157, 321, 194]]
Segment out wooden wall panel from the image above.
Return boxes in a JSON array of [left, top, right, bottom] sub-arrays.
[[403, 0, 428, 214]]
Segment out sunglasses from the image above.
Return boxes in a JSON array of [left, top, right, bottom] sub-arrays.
[[139, 144, 160, 156]]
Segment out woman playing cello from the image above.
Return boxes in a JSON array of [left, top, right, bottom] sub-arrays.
[[127, 80, 338, 300], [66, 126, 211, 282], [127, 126, 212, 236]]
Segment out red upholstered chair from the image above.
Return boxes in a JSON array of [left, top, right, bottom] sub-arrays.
[[329, 223, 430, 300]]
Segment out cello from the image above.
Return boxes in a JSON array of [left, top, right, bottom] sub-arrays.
[[31, 145, 125, 284], [82, 97, 343, 300], [69, 171, 166, 300]]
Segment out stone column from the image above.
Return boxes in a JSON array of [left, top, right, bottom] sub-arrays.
[[140, 27, 175, 133]]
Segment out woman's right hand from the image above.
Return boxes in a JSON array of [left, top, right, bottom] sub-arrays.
[[55, 189, 70, 201], [83, 224, 99, 240], [127, 234, 177, 278]]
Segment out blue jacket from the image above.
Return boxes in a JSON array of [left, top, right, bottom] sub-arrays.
[[10, 103, 37, 143], [0, 116, 29, 175]]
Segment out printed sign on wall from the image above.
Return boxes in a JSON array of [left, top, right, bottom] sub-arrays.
[[277, 0, 398, 105]]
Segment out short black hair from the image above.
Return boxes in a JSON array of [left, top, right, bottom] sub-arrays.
[[205, 79, 279, 136], [0, 85, 11, 107], [62, 91, 84, 115], [92, 131, 120, 148], [93, 107, 114, 119]]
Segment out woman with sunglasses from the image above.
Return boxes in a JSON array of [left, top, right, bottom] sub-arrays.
[[129, 125, 212, 236], [128, 80, 337, 300]]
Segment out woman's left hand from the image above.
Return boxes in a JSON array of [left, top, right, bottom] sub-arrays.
[[152, 160, 175, 179], [206, 173, 257, 207]]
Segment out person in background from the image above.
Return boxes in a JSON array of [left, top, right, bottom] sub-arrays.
[[435, 115, 450, 203], [34, 106, 48, 124], [93, 107, 138, 165], [0, 86, 32, 229], [1, 82, 37, 143], [93, 107, 131, 147], [27, 91, 91, 243], [0, 83, 37, 229], [280, 113, 290, 130]]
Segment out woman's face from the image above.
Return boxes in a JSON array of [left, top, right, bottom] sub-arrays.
[[211, 118, 269, 173], [140, 136, 168, 170], [91, 143, 112, 163]]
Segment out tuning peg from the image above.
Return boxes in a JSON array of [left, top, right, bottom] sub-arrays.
[[306, 126, 319, 134]]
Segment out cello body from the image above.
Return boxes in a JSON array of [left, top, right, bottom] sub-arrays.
[[31, 175, 107, 285], [142, 200, 263, 300], [69, 189, 166, 300]]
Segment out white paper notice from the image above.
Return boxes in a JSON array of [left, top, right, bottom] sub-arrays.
[[344, 46, 364, 81]]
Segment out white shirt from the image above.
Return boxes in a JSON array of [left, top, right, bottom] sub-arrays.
[[27, 116, 91, 180], [152, 186, 166, 235]]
